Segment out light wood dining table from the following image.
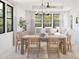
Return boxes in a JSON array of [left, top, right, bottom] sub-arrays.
[[21, 34, 67, 55]]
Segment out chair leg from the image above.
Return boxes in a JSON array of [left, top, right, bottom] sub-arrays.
[[37, 48, 39, 57], [57, 48, 60, 57], [18, 44, 20, 50], [59, 41, 63, 53], [25, 42, 28, 52], [37, 43, 40, 57], [70, 43, 72, 52], [27, 46, 30, 58], [16, 45, 17, 52], [16, 43, 20, 52], [47, 48, 49, 58], [68, 43, 72, 52], [47, 44, 49, 58], [61, 45, 64, 54]]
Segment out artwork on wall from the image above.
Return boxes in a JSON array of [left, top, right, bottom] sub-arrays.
[[76, 17, 78, 24]]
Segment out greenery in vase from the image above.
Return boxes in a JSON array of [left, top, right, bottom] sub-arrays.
[[19, 19, 26, 31]]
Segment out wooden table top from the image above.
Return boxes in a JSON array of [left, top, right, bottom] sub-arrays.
[[22, 34, 67, 39]]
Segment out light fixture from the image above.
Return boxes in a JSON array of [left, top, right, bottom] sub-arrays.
[[35, 12, 39, 15], [47, 2, 50, 8], [32, 0, 63, 10]]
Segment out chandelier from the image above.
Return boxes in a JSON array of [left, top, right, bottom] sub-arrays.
[[33, 0, 63, 15]]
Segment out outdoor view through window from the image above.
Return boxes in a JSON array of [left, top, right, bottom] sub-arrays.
[[0, 1, 5, 33]]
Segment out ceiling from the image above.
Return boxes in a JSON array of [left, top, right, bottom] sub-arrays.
[[12, 0, 79, 11]]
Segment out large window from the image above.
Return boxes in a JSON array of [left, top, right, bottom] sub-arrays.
[[35, 13, 60, 28], [35, 14, 42, 27], [43, 14, 52, 28], [53, 14, 60, 28], [7, 5, 13, 32], [0, 1, 5, 34]]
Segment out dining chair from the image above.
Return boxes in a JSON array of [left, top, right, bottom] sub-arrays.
[[21, 31, 28, 35], [27, 37, 40, 57], [47, 37, 60, 57], [21, 31, 30, 52], [16, 31, 28, 52], [66, 32, 72, 52], [16, 32, 22, 52]]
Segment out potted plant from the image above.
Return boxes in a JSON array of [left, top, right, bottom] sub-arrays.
[[19, 17, 27, 31]]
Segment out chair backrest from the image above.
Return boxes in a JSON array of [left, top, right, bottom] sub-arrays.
[[28, 38, 39, 44], [16, 32, 22, 41], [21, 31, 28, 36], [48, 37, 60, 45], [66, 32, 71, 41]]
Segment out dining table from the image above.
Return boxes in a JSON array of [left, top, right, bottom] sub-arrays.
[[21, 34, 67, 55]]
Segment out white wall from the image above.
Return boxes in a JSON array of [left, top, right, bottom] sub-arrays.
[[62, 12, 69, 28], [69, 6, 79, 57], [0, 0, 15, 58], [0, 0, 26, 58], [26, 11, 35, 34], [14, 3, 26, 31]]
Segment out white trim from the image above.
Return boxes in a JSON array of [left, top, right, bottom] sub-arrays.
[[5, 3, 7, 33], [1, 0, 15, 6]]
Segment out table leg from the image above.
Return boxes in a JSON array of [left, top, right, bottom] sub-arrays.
[[21, 39, 24, 54], [63, 38, 66, 54]]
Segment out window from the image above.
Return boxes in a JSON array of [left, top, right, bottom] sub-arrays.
[[35, 13, 60, 28], [53, 14, 60, 28], [7, 5, 13, 32], [43, 14, 52, 28], [35, 14, 42, 27], [0, 1, 5, 34]]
